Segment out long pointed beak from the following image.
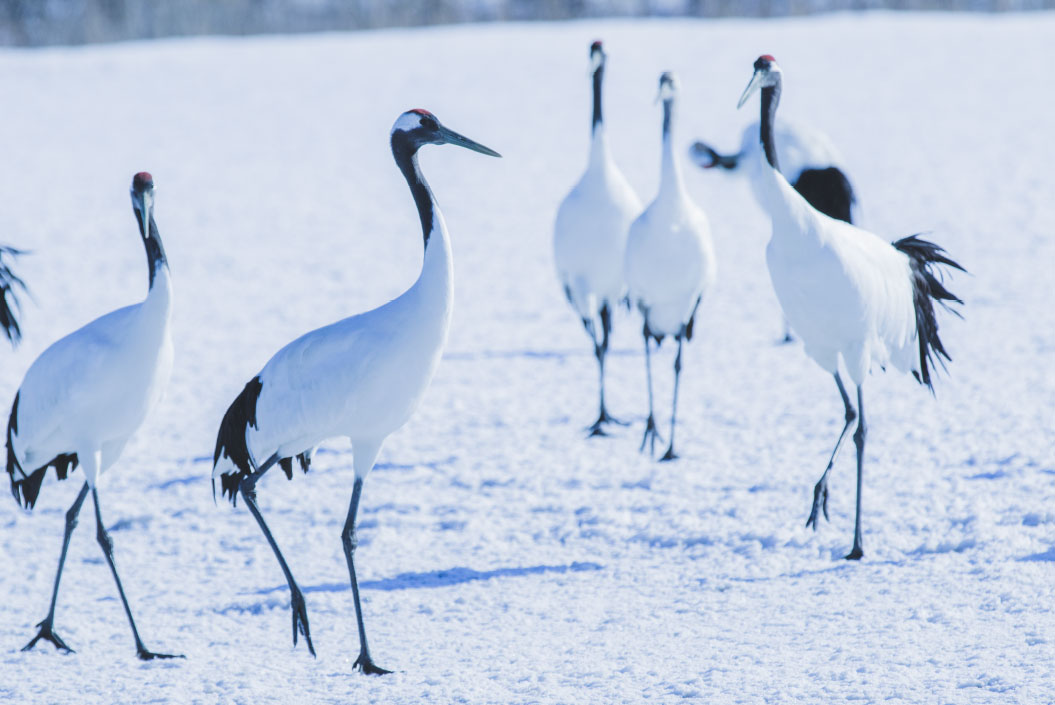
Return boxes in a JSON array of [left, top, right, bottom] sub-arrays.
[[737, 69, 766, 109], [438, 125, 501, 158]]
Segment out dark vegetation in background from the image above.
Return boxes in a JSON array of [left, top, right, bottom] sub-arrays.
[[1, 0, 1050, 47]]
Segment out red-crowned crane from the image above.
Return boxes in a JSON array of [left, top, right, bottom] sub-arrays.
[[690, 117, 857, 343], [6, 172, 178, 659], [738, 56, 964, 559], [212, 110, 499, 674], [554, 40, 641, 435], [625, 72, 716, 461]]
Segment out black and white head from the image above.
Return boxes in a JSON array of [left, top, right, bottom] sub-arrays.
[[657, 71, 679, 103], [390, 109, 501, 158], [737, 55, 782, 109], [130, 171, 155, 239], [590, 40, 605, 74]]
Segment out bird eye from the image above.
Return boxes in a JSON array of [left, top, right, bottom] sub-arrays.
[[421, 117, 438, 130]]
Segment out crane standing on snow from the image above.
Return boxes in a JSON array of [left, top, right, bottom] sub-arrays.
[[212, 110, 499, 675], [554, 40, 641, 436], [690, 119, 857, 343], [625, 72, 716, 461], [738, 55, 964, 559], [6, 172, 178, 659]]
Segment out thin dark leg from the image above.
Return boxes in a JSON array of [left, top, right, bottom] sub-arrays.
[[588, 304, 627, 436], [660, 337, 684, 462], [92, 489, 181, 660], [806, 373, 858, 530], [342, 478, 391, 675], [240, 455, 315, 656], [845, 385, 867, 560], [639, 323, 663, 455], [22, 482, 90, 653]]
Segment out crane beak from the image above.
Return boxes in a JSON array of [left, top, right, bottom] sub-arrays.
[[737, 69, 766, 109], [438, 124, 502, 158]]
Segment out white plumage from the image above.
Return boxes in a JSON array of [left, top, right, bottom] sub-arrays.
[[553, 40, 641, 435], [212, 109, 499, 674], [739, 55, 964, 560], [6, 172, 178, 660], [625, 72, 716, 460]]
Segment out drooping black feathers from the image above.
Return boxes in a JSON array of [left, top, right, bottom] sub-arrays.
[[793, 167, 856, 224], [892, 234, 966, 391], [7, 392, 79, 509], [213, 377, 315, 505], [0, 245, 27, 345], [213, 376, 263, 504]]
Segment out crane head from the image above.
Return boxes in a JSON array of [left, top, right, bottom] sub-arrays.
[[737, 54, 782, 109], [130, 172, 155, 239], [590, 40, 605, 73], [392, 109, 501, 158], [656, 71, 678, 103]]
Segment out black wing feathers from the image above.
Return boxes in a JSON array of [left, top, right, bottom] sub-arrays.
[[892, 234, 966, 391], [213, 376, 263, 505], [7, 392, 79, 509]]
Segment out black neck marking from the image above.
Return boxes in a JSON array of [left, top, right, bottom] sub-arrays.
[[135, 207, 168, 288], [391, 130, 436, 249], [592, 64, 604, 132], [760, 82, 782, 173], [662, 98, 673, 139]]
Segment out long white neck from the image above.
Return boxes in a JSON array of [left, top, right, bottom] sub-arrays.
[[392, 136, 454, 335], [659, 98, 687, 204]]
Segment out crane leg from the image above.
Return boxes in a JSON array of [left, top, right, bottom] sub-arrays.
[[806, 373, 857, 531], [845, 385, 867, 560], [639, 322, 663, 456], [21, 482, 90, 653], [659, 336, 684, 462], [92, 487, 182, 660], [342, 478, 391, 675], [588, 303, 627, 435], [240, 454, 316, 656]]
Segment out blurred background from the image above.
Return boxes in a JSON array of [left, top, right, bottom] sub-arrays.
[[2, 0, 1052, 47]]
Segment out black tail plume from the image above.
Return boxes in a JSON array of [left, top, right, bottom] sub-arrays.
[[893, 234, 966, 391], [0, 246, 27, 346], [213, 376, 263, 506], [7, 392, 78, 509]]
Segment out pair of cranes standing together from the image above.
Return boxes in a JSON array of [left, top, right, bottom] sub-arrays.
[[3, 46, 962, 674], [554, 44, 964, 560]]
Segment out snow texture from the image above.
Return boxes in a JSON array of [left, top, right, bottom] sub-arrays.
[[1, 12, 1053, 704]]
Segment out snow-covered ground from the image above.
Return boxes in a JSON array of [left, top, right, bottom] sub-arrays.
[[1, 12, 1053, 704]]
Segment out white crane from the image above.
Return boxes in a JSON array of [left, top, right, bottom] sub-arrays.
[[212, 109, 499, 675], [737, 55, 964, 559], [6, 172, 178, 659], [0, 245, 27, 345], [625, 72, 716, 461], [554, 40, 641, 435], [690, 120, 856, 344]]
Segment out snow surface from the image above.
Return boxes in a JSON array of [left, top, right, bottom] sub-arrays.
[[1, 12, 1054, 704]]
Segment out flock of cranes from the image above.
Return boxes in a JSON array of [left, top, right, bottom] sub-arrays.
[[2, 42, 963, 673]]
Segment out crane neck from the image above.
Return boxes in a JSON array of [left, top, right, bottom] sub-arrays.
[[391, 132, 453, 318], [660, 97, 686, 199], [591, 64, 604, 134], [759, 82, 782, 173], [391, 132, 438, 250], [135, 209, 169, 291]]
